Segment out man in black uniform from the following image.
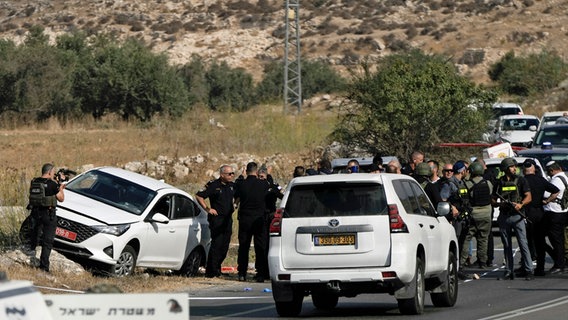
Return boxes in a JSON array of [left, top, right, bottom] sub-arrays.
[[196, 164, 236, 278], [28, 163, 65, 272], [234, 162, 270, 282], [522, 159, 559, 276], [492, 157, 533, 280]]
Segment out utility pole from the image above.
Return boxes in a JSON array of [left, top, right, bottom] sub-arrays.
[[283, 0, 301, 114]]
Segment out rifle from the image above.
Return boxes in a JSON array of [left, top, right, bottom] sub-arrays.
[[495, 193, 531, 223]]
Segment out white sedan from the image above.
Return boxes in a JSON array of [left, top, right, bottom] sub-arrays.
[[52, 167, 210, 277]]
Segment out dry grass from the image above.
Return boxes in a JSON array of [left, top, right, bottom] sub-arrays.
[[0, 102, 336, 291], [3, 262, 234, 295], [0, 104, 337, 206]]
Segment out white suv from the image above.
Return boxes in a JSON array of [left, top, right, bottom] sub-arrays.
[[268, 173, 458, 316]]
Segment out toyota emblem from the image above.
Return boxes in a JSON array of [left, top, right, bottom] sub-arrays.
[[328, 219, 339, 228]]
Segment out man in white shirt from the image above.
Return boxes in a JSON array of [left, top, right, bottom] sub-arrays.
[[543, 161, 568, 274]]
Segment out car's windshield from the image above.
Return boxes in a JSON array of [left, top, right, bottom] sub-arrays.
[[533, 126, 568, 147], [66, 170, 157, 215], [284, 182, 388, 217], [501, 118, 539, 131]]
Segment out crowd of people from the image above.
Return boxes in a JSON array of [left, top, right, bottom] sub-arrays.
[[195, 152, 567, 282]]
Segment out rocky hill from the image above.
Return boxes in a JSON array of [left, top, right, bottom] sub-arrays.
[[1, 0, 567, 86]]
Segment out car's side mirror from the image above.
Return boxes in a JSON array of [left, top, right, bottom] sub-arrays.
[[529, 125, 537, 131], [436, 202, 451, 216], [147, 213, 169, 224]]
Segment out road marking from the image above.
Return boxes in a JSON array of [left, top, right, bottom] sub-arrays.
[[189, 296, 270, 300], [206, 304, 275, 320], [477, 295, 568, 320]]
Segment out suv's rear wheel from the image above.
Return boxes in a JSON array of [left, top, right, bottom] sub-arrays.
[[397, 256, 425, 315], [312, 292, 338, 310], [431, 251, 458, 307], [275, 288, 304, 317], [110, 245, 137, 277]]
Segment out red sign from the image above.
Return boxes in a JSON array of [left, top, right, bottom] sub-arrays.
[[56, 227, 77, 241]]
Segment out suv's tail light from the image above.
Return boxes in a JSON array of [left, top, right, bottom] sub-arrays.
[[388, 204, 408, 233], [269, 208, 283, 236]]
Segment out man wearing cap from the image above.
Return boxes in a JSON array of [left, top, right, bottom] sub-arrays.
[[440, 160, 470, 278], [523, 159, 560, 276], [543, 161, 568, 274], [491, 157, 533, 280]]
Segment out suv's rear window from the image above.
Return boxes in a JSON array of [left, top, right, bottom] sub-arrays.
[[284, 182, 387, 217]]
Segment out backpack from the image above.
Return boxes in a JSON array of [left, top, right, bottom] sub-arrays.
[[556, 175, 568, 211], [29, 178, 57, 208], [469, 179, 492, 207]]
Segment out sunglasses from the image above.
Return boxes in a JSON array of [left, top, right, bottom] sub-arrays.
[[224, 172, 235, 175]]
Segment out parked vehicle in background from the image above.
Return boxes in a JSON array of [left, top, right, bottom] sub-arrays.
[[491, 115, 539, 147], [488, 102, 523, 128], [482, 103, 524, 142], [51, 167, 210, 277], [331, 156, 399, 173], [268, 173, 458, 316], [538, 111, 568, 129], [483, 157, 547, 226], [530, 124, 568, 148], [517, 146, 568, 172]]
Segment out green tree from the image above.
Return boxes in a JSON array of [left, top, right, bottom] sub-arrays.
[[73, 36, 189, 120], [332, 50, 497, 158], [489, 50, 568, 96], [0, 26, 77, 122], [177, 54, 209, 107], [256, 60, 347, 103], [205, 61, 256, 112]]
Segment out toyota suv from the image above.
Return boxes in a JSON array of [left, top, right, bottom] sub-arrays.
[[267, 173, 458, 316]]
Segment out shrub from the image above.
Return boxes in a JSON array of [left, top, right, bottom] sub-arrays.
[[333, 50, 497, 158], [488, 50, 568, 96]]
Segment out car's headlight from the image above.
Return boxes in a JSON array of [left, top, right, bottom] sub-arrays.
[[93, 224, 130, 236]]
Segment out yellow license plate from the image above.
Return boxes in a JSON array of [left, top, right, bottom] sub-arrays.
[[314, 234, 355, 246]]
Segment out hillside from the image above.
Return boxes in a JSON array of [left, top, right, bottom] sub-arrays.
[[1, 0, 567, 88]]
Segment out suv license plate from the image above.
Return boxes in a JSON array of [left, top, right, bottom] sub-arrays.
[[56, 227, 77, 241], [314, 234, 355, 246]]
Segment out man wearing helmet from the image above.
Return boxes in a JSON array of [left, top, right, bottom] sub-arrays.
[[414, 162, 442, 206], [462, 161, 493, 269], [492, 157, 533, 280]]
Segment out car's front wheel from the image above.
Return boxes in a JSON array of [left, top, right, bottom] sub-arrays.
[[110, 245, 137, 277], [397, 256, 425, 315], [431, 251, 458, 307], [176, 249, 203, 277]]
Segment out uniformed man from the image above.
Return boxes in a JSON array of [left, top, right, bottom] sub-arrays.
[[462, 161, 493, 269], [196, 164, 236, 278], [492, 157, 533, 280], [234, 162, 270, 282], [415, 162, 442, 206], [440, 160, 470, 279], [28, 163, 66, 272]]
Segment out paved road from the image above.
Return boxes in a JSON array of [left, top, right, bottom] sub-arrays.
[[188, 235, 568, 319]]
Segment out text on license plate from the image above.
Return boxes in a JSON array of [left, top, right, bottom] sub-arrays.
[[56, 227, 77, 241], [313, 234, 356, 246]]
